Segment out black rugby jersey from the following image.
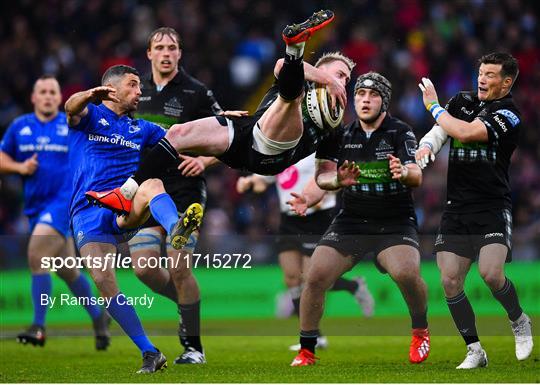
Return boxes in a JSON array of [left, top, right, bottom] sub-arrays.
[[135, 67, 222, 201], [444, 91, 521, 213], [316, 115, 418, 220]]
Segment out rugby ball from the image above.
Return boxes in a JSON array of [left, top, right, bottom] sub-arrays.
[[305, 83, 344, 130]]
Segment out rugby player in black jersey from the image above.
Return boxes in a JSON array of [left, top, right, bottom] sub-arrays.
[[86, 10, 352, 217], [416, 52, 533, 369], [129, 27, 223, 365], [290, 72, 430, 366]]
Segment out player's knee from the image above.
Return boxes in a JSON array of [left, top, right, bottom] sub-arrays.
[[440, 274, 464, 295], [89, 270, 117, 294], [133, 264, 151, 281], [138, 178, 165, 199], [391, 269, 418, 286], [56, 266, 79, 283], [167, 122, 193, 147], [170, 263, 193, 281], [479, 267, 504, 290], [27, 251, 46, 272], [305, 270, 332, 292], [284, 274, 301, 288]]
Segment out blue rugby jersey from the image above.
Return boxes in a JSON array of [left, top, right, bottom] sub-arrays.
[[69, 103, 166, 217], [1, 112, 70, 216]]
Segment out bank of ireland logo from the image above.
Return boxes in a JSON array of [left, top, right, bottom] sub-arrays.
[[277, 166, 299, 190], [77, 231, 84, 244]]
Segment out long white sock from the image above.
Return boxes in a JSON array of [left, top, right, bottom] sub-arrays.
[[120, 177, 139, 200], [285, 42, 305, 60]]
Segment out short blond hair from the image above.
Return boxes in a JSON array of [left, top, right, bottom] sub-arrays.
[[314, 51, 356, 72]]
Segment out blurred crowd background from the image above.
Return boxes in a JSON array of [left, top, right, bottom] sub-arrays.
[[1, 0, 538, 268]]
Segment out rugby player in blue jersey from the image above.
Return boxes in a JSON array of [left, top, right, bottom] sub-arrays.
[[0, 75, 110, 350], [64, 65, 202, 373]]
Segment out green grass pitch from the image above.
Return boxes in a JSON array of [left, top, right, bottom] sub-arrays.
[[1, 316, 538, 383]]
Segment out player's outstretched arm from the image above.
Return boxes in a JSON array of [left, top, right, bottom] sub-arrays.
[[416, 125, 447, 169], [65, 86, 119, 126], [388, 154, 422, 187], [419, 78, 488, 143], [0, 152, 38, 175], [286, 177, 326, 216], [177, 155, 221, 177], [315, 159, 359, 191]]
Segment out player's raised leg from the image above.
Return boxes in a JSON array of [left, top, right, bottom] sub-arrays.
[[115, 178, 202, 250], [85, 117, 225, 216], [257, 10, 335, 146]]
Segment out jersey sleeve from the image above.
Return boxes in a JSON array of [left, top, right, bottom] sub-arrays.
[[143, 121, 167, 147], [196, 87, 223, 118], [477, 107, 521, 144], [444, 94, 460, 116], [395, 124, 418, 165], [315, 128, 342, 163], [69, 103, 99, 132], [0, 122, 18, 158]]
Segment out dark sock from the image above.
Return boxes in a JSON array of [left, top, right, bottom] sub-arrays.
[[156, 277, 178, 303], [330, 277, 358, 294], [133, 138, 178, 185], [178, 301, 202, 352], [299, 329, 319, 353], [446, 292, 479, 345], [492, 277, 523, 322], [411, 309, 428, 329], [277, 55, 304, 101]]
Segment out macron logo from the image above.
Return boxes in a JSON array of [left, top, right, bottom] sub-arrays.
[[485, 232, 504, 239], [98, 118, 109, 127]]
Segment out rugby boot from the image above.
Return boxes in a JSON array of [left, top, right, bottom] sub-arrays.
[[17, 324, 46, 347], [170, 203, 203, 250], [282, 10, 335, 45], [86, 187, 131, 216], [137, 349, 167, 374]]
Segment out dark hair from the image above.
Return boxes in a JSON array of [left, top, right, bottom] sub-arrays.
[[147, 27, 182, 50], [33, 75, 59, 91], [479, 52, 519, 82], [101, 65, 139, 85], [36, 74, 57, 81]]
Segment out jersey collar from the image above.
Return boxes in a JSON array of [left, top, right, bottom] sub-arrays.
[[147, 66, 188, 87], [353, 113, 392, 134]]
